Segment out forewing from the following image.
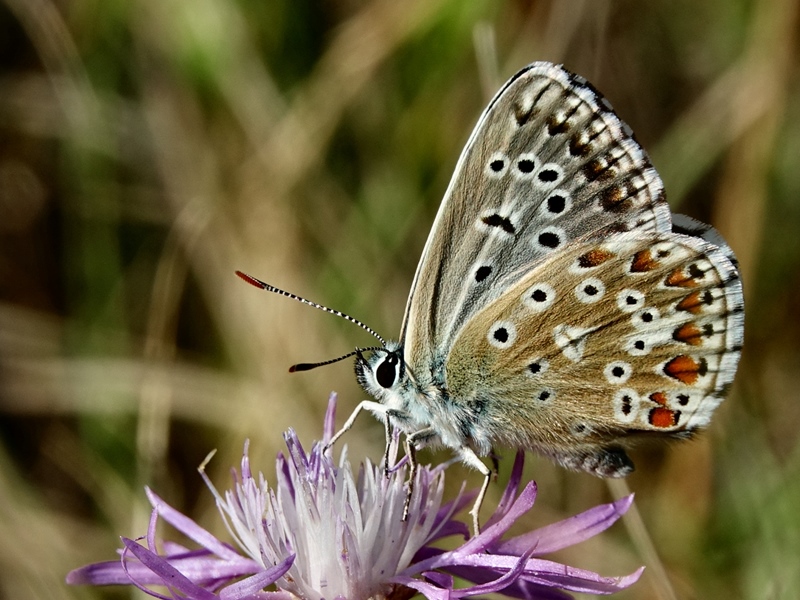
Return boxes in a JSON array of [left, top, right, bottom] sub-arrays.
[[401, 62, 671, 370], [444, 231, 744, 456]]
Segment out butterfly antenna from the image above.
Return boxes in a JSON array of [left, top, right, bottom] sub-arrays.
[[289, 347, 384, 372], [235, 271, 387, 346]]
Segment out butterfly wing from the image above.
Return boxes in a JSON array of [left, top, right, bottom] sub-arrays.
[[401, 62, 671, 372], [444, 230, 744, 475]]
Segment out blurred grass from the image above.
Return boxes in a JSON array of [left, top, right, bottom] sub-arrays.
[[1, 0, 799, 598]]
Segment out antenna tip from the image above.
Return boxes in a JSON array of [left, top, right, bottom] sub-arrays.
[[235, 271, 264, 288], [289, 363, 314, 373]]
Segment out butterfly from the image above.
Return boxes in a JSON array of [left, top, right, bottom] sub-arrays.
[[238, 61, 744, 534]]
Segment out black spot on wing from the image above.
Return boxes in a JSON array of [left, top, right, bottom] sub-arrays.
[[475, 265, 492, 282], [538, 231, 560, 248], [517, 158, 536, 174], [547, 194, 566, 213], [489, 158, 505, 172], [481, 213, 516, 235]]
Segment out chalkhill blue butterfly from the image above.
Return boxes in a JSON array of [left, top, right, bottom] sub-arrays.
[[238, 62, 744, 534]]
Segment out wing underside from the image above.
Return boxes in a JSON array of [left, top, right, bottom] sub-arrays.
[[401, 63, 671, 371]]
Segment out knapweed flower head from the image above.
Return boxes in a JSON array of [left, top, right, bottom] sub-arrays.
[[67, 393, 642, 599]]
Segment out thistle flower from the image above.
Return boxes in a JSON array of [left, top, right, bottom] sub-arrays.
[[67, 393, 642, 599]]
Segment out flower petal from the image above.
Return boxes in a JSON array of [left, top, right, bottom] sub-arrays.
[[451, 481, 538, 556], [393, 576, 453, 600], [323, 392, 337, 443], [256, 592, 296, 600], [219, 555, 295, 600], [146, 488, 242, 562], [241, 439, 253, 479], [442, 558, 643, 596], [483, 451, 525, 530], [495, 495, 634, 556], [516, 563, 645, 594], [121, 537, 218, 600], [67, 548, 261, 587], [448, 547, 535, 599], [66, 560, 138, 586]]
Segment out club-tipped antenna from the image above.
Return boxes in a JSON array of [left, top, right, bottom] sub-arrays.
[[289, 346, 384, 372], [235, 271, 387, 346]]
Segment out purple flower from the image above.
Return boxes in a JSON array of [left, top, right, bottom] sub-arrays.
[[67, 393, 642, 599]]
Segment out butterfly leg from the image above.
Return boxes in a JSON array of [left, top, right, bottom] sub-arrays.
[[324, 400, 388, 452], [402, 427, 437, 521], [382, 413, 393, 476], [490, 448, 500, 482], [458, 447, 492, 536], [380, 408, 411, 476]]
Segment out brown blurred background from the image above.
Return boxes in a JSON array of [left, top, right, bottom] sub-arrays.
[[1, 1, 799, 598]]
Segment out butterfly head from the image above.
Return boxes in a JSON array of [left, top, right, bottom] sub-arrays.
[[355, 341, 406, 402]]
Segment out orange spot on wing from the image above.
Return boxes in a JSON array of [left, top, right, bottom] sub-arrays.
[[676, 291, 703, 314], [673, 323, 703, 346], [578, 248, 615, 268], [649, 391, 668, 406], [649, 407, 679, 428], [663, 355, 707, 385], [630, 249, 658, 272], [599, 185, 631, 212], [665, 267, 698, 288]]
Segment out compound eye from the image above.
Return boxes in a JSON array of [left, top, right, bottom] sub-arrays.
[[375, 354, 398, 388]]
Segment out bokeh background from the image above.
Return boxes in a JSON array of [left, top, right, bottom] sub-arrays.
[[1, 1, 799, 598]]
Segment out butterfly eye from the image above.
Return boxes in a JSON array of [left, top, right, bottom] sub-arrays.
[[375, 354, 399, 388]]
